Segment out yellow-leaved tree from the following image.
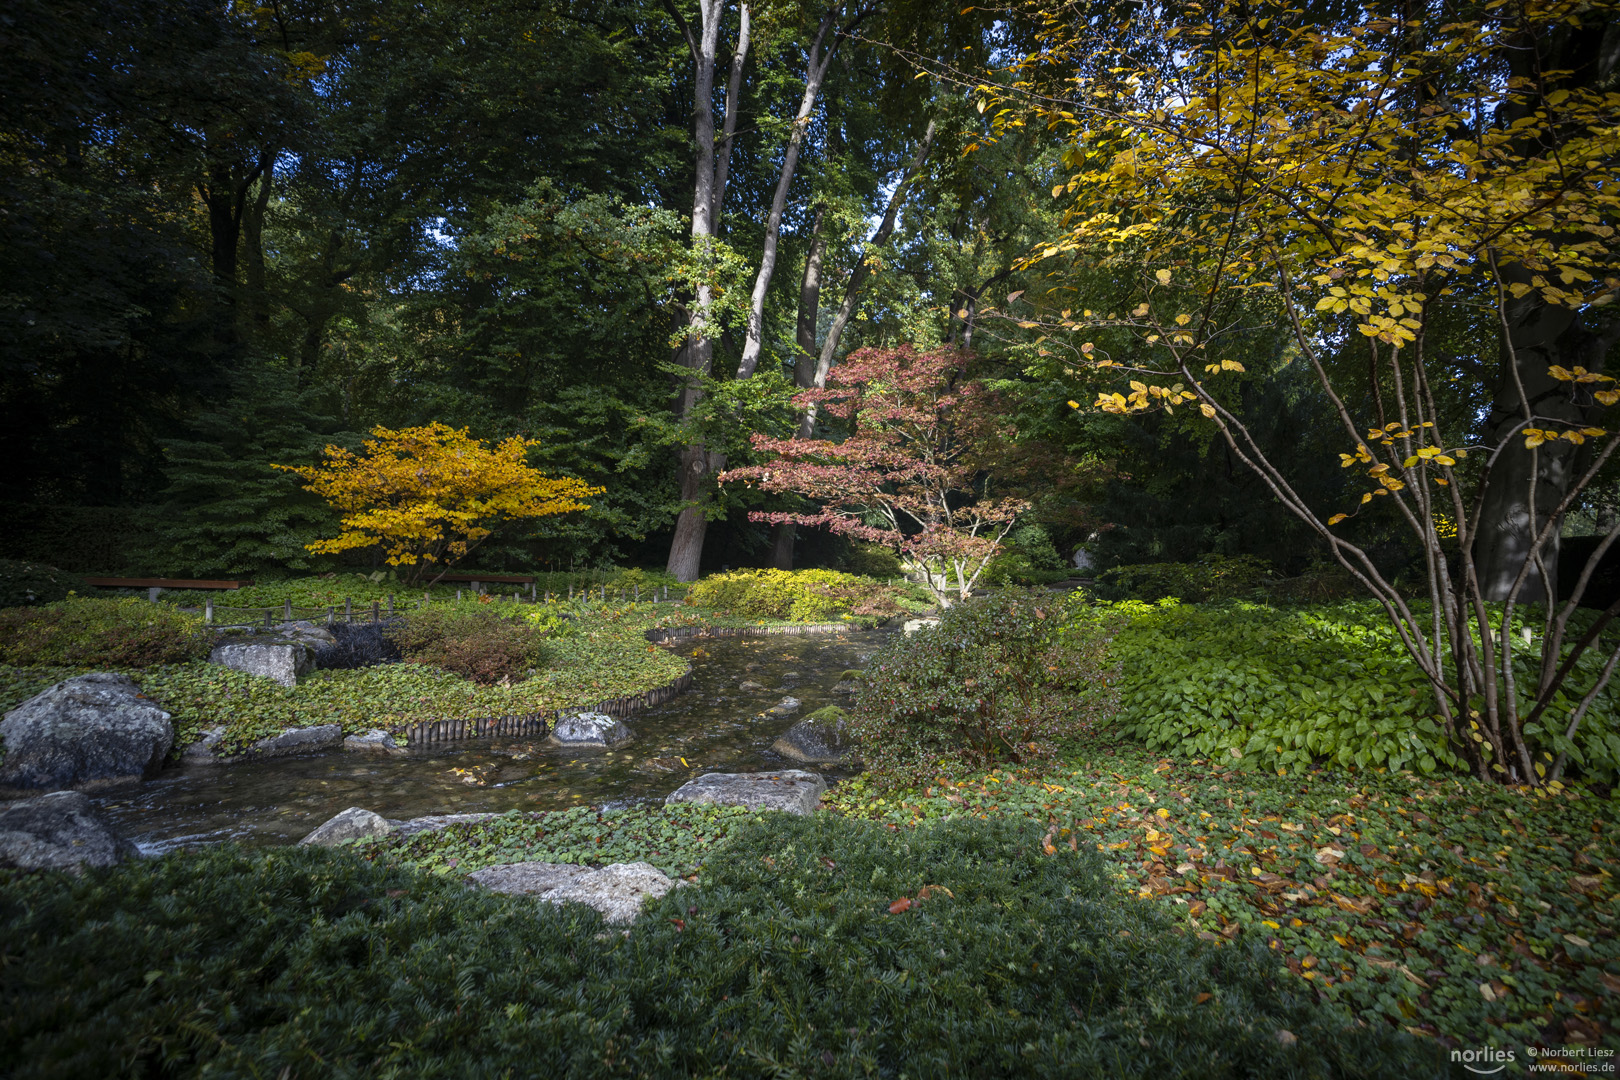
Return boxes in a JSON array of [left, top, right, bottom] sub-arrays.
[[275, 423, 601, 583], [980, 0, 1620, 786]]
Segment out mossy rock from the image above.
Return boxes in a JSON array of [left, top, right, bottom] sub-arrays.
[[838, 670, 864, 682], [806, 705, 848, 724]]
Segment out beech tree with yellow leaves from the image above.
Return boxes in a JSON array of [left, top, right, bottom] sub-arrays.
[[986, 0, 1620, 785], [276, 423, 601, 584]]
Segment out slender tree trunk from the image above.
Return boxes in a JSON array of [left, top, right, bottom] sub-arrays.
[[770, 206, 830, 569], [665, 0, 731, 583], [816, 119, 936, 372], [737, 6, 841, 380]]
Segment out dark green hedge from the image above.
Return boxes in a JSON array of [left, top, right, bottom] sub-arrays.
[[1, 814, 1445, 1079]]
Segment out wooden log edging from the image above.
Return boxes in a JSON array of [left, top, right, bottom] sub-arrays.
[[404, 713, 550, 747], [641, 622, 855, 645]]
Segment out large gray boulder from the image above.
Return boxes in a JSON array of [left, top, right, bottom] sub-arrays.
[[772, 707, 858, 765], [299, 806, 395, 846], [0, 673, 173, 791], [0, 790, 130, 871], [209, 639, 312, 687], [665, 769, 826, 815], [468, 860, 678, 924], [549, 712, 634, 749], [246, 724, 343, 758]]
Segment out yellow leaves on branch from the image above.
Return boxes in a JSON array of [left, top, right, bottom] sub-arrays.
[[274, 423, 601, 578], [1094, 380, 1199, 415], [1524, 426, 1608, 448]]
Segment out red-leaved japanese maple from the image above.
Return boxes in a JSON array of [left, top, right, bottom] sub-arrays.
[[720, 345, 1027, 606]]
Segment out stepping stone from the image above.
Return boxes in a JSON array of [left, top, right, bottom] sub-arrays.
[[468, 861, 679, 924], [761, 696, 800, 718], [738, 680, 765, 691], [299, 806, 395, 846], [664, 769, 826, 815], [549, 712, 634, 749], [0, 790, 132, 871]]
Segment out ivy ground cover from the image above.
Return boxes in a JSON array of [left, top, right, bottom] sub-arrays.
[[824, 744, 1618, 1058], [0, 602, 693, 754]]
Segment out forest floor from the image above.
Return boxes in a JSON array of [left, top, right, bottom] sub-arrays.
[[822, 738, 1619, 1056]]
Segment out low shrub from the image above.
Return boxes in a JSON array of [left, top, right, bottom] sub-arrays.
[[1262, 561, 1365, 603], [0, 561, 87, 608], [387, 603, 548, 684], [980, 523, 1073, 586], [311, 619, 404, 670], [0, 814, 1438, 1078], [851, 589, 1121, 786], [1094, 553, 1274, 603], [0, 598, 211, 668], [843, 540, 905, 579], [685, 568, 912, 623]]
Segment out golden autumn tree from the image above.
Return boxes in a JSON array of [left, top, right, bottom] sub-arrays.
[[982, 0, 1620, 786], [275, 423, 601, 583]]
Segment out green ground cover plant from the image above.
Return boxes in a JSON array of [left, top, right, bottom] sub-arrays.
[[0, 813, 1442, 1079], [0, 598, 211, 668], [823, 745, 1619, 1054], [1091, 599, 1620, 785], [685, 568, 923, 625], [852, 589, 1120, 786]]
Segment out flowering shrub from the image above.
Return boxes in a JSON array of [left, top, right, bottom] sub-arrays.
[[0, 598, 211, 668], [850, 589, 1121, 786], [684, 569, 911, 624]]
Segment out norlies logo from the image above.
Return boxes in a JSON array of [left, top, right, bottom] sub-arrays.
[[1453, 1048, 1517, 1075]]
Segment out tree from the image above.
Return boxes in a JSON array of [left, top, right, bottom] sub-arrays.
[[276, 423, 601, 583], [721, 345, 1027, 605], [996, 0, 1620, 784]]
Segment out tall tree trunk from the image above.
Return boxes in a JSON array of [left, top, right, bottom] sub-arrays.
[[815, 119, 936, 373], [664, 0, 737, 582], [770, 206, 829, 569], [1471, 21, 1620, 602], [197, 147, 273, 354], [240, 154, 276, 334], [737, 5, 842, 380]]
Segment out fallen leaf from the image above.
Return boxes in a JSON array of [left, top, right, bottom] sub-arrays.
[[1195, 992, 1213, 1004], [670, 918, 686, 932], [1315, 846, 1345, 865], [917, 884, 955, 901], [888, 897, 914, 914], [1276, 1029, 1297, 1046], [1564, 933, 1592, 949], [1400, 966, 1431, 989]]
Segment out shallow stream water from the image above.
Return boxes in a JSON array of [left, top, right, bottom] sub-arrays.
[[90, 629, 886, 853]]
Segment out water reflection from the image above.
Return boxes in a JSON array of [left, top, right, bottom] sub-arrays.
[[93, 629, 884, 852]]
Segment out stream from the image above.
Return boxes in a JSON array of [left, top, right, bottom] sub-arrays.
[[90, 629, 886, 853]]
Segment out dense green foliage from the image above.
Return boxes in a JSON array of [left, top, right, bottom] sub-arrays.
[[1094, 554, 1276, 603], [826, 746, 1619, 1053], [684, 568, 920, 625], [1096, 599, 1620, 785], [0, 561, 86, 609], [851, 590, 1120, 786], [0, 814, 1440, 1079], [388, 602, 550, 684], [980, 523, 1073, 586], [0, 598, 210, 669]]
